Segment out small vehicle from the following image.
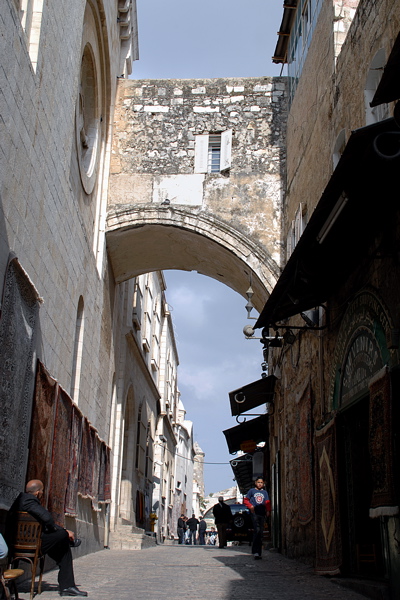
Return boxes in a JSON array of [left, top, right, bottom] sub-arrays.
[[226, 504, 253, 544]]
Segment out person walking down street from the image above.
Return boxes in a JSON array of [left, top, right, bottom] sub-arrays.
[[6, 479, 87, 596], [212, 497, 232, 549], [243, 477, 271, 560], [198, 516, 207, 545], [186, 514, 199, 545], [177, 514, 186, 544]]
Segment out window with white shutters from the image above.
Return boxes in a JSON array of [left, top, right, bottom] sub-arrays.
[[286, 204, 307, 260], [194, 130, 232, 174]]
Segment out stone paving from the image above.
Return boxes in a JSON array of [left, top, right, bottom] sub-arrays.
[[15, 545, 369, 600]]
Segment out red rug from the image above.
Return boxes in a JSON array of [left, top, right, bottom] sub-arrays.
[[78, 419, 96, 499], [297, 385, 314, 525], [91, 433, 101, 510], [369, 366, 398, 516], [65, 405, 83, 517], [315, 419, 342, 575], [48, 387, 73, 526], [27, 361, 58, 498]]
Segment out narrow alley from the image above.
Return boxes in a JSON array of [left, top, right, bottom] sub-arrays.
[[15, 546, 370, 600]]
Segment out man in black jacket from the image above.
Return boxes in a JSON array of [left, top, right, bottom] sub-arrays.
[[6, 480, 87, 597], [185, 514, 199, 545], [177, 514, 186, 544], [212, 497, 232, 549]]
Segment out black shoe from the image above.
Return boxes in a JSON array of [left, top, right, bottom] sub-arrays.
[[69, 538, 82, 547], [254, 553, 262, 560], [60, 586, 88, 596]]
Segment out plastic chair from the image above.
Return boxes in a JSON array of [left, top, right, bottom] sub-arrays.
[[8, 512, 45, 600]]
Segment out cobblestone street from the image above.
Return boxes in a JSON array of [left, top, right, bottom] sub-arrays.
[[14, 545, 370, 600]]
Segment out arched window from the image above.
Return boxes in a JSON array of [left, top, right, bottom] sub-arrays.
[[365, 50, 389, 125], [70, 296, 85, 404]]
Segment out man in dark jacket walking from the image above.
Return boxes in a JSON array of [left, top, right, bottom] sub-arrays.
[[198, 516, 207, 545], [212, 497, 232, 548], [6, 480, 87, 596], [177, 514, 186, 544], [185, 514, 199, 545]]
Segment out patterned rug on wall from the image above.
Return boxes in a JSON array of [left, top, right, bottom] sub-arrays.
[[26, 361, 58, 497], [369, 366, 398, 517], [48, 387, 73, 527], [0, 255, 40, 508], [315, 419, 342, 575], [65, 405, 83, 517], [78, 418, 95, 500], [297, 384, 314, 525], [24, 360, 110, 518]]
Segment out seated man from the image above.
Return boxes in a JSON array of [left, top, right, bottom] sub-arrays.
[[6, 480, 87, 597]]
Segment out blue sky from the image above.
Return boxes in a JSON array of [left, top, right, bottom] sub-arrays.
[[133, 0, 284, 80], [132, 0, 285, 495]]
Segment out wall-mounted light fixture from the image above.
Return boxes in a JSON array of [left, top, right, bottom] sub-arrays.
[[245, 284, 256, 319]]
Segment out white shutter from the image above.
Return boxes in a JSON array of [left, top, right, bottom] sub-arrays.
[[286, 221, 295, 260], [294, 204, 304, 245], [220, 129, 232, 171], [194, 134, 209, 173]]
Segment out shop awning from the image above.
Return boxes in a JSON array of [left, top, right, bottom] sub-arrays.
[[371, 32, 400, 107], [228, 376, 276, 416], [255, 117, 400, 330], [223, 414, 269, 454], [229, 453, 254, 495], [272, 0, 297, 64]]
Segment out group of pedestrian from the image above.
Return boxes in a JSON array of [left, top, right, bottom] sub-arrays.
[[177, 514, 208, 545], [176, 477, 270, 558]]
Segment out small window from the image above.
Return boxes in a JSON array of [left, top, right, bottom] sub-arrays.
[[194, 130, 232, 174], [365, 50, 389, 125], [208, 135, 221, 172], [18, 0, 44, 72], [286, 203, 307, 260]]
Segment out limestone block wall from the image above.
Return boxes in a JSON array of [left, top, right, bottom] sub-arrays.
[[272, 0, 400, 564], [0, 0, 137, 553], [110, 77, 287, 268], [284, 0, 398, 233]]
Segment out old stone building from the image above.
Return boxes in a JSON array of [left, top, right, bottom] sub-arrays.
[[251, 0, 400, 597], [0, 0, 201, 556], [0, 0, 288, 564]]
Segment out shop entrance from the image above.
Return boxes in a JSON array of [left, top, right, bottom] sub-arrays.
[[337, 397, 385, 577]]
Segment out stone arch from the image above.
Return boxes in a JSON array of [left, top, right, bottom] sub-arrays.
[[106, 205, 281, 312]]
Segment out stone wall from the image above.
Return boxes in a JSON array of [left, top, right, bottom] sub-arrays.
[[273, 0, 400, 569], [0, 0, 135, 554], [110, 77, 287, 270]]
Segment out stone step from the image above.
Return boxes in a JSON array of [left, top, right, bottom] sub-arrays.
[[111, 523, 157, 550]]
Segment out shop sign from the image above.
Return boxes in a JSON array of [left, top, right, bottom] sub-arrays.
[[240, 440, 257, 453]]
